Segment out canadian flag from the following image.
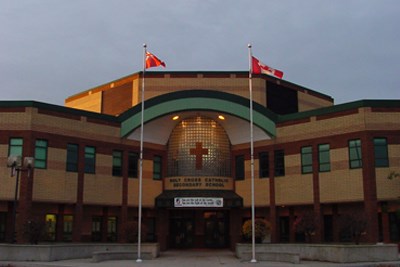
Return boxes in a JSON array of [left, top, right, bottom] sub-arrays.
[[145, 51, 166, 69], [252, 56, 283, 79]]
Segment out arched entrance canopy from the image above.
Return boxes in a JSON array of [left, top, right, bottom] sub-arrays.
[[119, 90, 277, 142]]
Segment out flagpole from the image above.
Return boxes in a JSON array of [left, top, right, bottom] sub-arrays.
[[248, 43, 257, 263], [136, 43, 146, 263]]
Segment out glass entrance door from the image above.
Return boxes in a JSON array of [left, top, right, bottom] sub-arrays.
[[170, 219, 194, 249], [204, 211, 228, 248]]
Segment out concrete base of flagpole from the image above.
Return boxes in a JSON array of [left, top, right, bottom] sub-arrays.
[[250, 259, 257, 263], [136, 258, 142, 263]]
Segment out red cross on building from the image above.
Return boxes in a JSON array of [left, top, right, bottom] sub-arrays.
[[190, 142, 209, 170]]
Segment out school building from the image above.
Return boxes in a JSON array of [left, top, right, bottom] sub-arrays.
[[0, 71, 399, 250]]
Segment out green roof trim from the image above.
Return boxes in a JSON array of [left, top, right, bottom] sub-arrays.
[[120, 90, 277, 138], [278, 99, 400, 123], [0, 100, 118, 122]]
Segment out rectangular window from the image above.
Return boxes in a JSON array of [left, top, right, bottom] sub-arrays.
[[45, 214, 57, 241], [9, 138, 23, 157], [112, 150, 123, 176], [274, 150, 285, 177], [318, 144, 331, 172], [66, 144, 79, 172], [34, 139, 48, 169], [349, 139, 362, 169], [235, 155, 245, 180], [107, 217, 117, 242], [63, 215, 73, 241], [128, 152, 139, 178], [259, 152, 269, 178], [374, 138, 389, 167], [84, 146, 96, 174], [153, 155, 162, 180], [301, 146, 313, 174], [91, 216, 102, 242]]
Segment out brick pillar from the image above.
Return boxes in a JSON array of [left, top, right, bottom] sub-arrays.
[[332, 204, 340, 242], [16, 133, 35, 243], [361, 134, 379, 243], [72, 144, 85, 242], [381, 203, 391, 243], [102, 207, 108, 242], [157, 209, 169, 251], [312, 144, 322, 242], [289, 207, 296, 242], [119, 150, 129, 243], [269, 151, 278, 243], [56, 204, 65, 241]]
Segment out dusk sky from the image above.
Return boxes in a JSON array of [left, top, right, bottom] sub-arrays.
[[1, 0, 399, 106]]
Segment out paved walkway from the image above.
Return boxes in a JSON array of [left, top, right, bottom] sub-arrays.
[[1, 250, 400, 267]]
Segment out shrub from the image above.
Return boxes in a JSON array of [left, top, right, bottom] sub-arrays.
[[293, 211, 317, 243], [242, 218, 270, 243]]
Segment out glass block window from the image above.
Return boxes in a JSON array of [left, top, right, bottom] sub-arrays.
[[34, 139, 48, 169], [349, 139, 362, 169], [167, 116, 231, 177], [9, 138, 23, 157], [66, 144, 78, 172], [84, 146, 96, 174], [259, 152, 269, 178], [374, 138, 389, 167], [128, 152, 138, 178], [318, 144, 331, 172], [112, 150, 122, 176], [274, 150, 285, 177], [301, 146, 313, 174], [153, 155, 162, 180]]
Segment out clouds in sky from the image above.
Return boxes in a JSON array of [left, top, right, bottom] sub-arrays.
[[1, 0, 399, 105]]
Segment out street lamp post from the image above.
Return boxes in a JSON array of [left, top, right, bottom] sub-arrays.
[[7, 155, 34, 243]]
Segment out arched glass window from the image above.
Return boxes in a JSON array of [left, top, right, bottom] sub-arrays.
[[167, 116, 231, 177]]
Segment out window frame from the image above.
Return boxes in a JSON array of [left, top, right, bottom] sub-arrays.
[[348, 139, 362, 169], [66, 143, 79, 172], [84, 146, 96, 174], [34, 139, 48, 169], [8, 138, 23, 157], [112, 150, 123, 177], [374, 137, 389, 167], [318, 144, 331, 172], [301, 146, 313, 174], [235, 155, 245, 180], [153, 155, 162, 180], [258, 152, 269, 178], [274, 150, 285, 177], [128, 152, 139, 178]]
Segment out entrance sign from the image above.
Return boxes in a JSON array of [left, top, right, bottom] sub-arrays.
[[174, 197, 223, 208], [165, 177, 233, 190]]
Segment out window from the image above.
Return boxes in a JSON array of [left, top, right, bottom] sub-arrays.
[[274, 150, 285, 177], [259, 152, 269, 178], [318, 144, 331, 172], [235, 155, 245, 180], [34, 139, 48, 169], [349, 139, 362, 169], [63, 215, 73, 241], [9, 138, 23, 157], [112, 150, 122, 176], [128, 152, 138, 178], [301, 146, 313, 174], [84, 146, 96, 174], [66, 144, 78, 172], [91, 216, 102, 242], [374, 138, 389, 167], [45, 214, 57, 241], [107, 217, 117, 242], [153, 155, 162, 180]]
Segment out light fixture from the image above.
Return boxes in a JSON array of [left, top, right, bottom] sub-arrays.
[[218, 115, 225, 120], [172, 115, 180, 121]]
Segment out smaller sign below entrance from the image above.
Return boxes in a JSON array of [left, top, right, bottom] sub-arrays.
[[174, 197, 223, 208]]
